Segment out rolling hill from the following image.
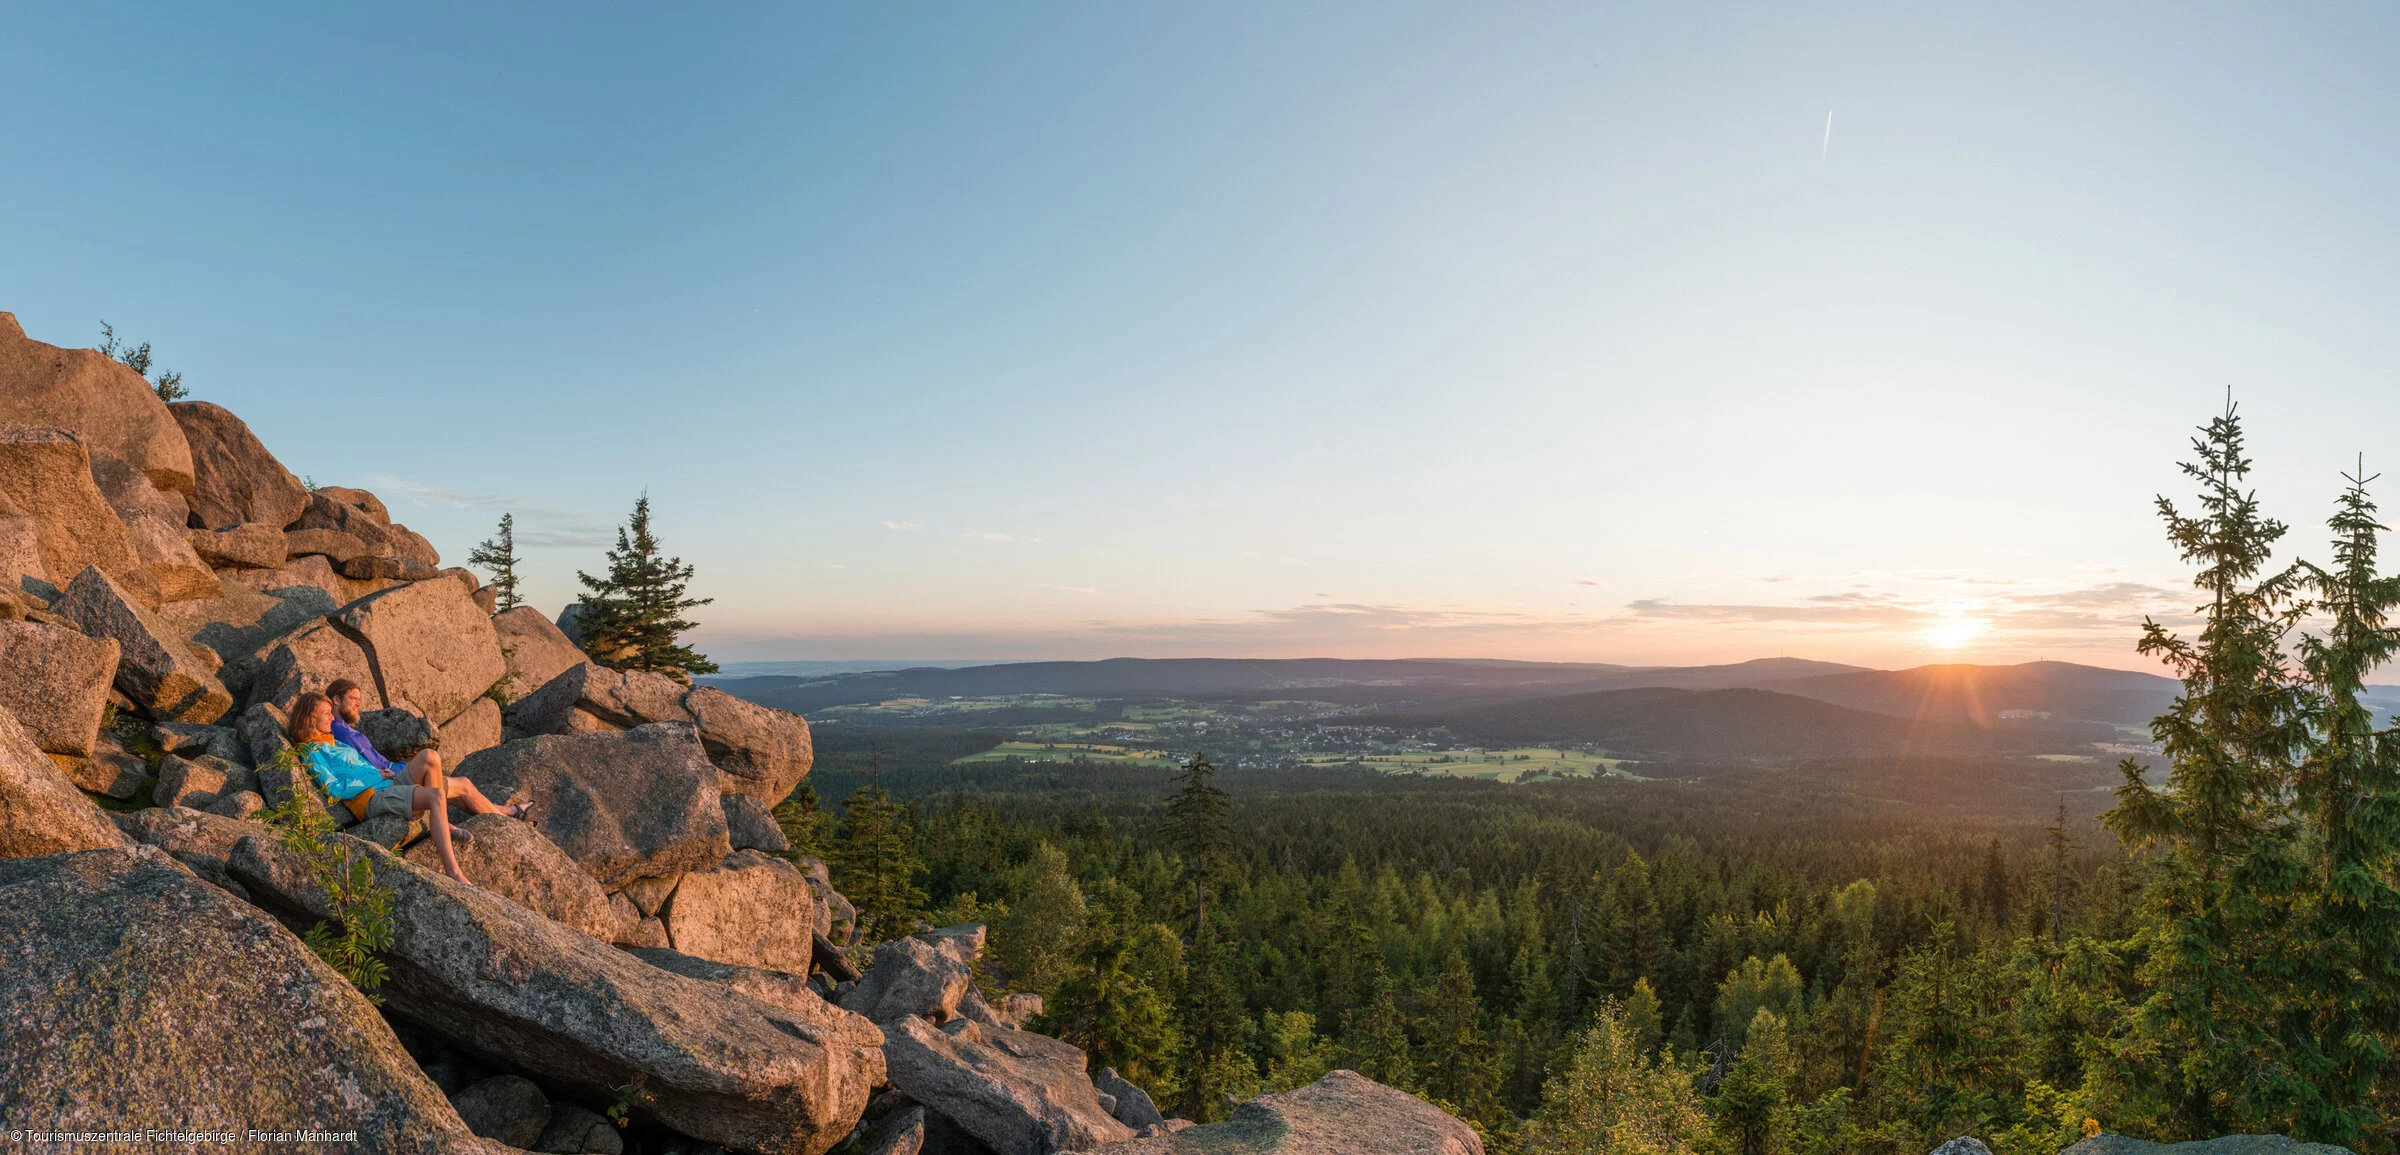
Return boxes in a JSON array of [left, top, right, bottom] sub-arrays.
[[1762, 661, 2179, 726], [1433, 686, 2118, 759]]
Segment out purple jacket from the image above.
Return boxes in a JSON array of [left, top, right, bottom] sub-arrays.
[[330, 716, 396, 775]]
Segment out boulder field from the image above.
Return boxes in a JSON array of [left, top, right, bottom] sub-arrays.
[[0, 311, 1478, 1155]]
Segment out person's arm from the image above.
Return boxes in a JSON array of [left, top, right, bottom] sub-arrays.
[[302, 743, 376, 801], [330, 718, 396, 774]]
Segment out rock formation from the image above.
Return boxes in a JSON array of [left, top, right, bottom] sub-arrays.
[[1086, 1071, 1483, 1155], [0, 845, 497, 1151], [0, 311, 1476, 1155]]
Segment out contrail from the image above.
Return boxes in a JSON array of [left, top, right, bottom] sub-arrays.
[[1822, 109, 1833, 160]]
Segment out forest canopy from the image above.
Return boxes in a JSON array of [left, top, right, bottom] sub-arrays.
[[805, 402, 2400, 1154]]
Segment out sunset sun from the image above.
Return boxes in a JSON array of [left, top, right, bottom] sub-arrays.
[[1924, 614, 1988, 649]]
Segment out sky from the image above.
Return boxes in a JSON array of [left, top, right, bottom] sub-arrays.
[[9, 4, 2400, 670]]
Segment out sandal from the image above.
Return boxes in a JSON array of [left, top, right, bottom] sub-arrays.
[[502, 801, 534, 821]]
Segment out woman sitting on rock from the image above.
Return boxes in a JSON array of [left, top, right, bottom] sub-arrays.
[[285, 690, 519, 887]]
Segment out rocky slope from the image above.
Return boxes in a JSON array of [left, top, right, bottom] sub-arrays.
[[0, 312, 1482, 1155]]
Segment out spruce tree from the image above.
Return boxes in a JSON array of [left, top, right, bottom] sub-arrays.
[[2291, 461, 2400, 1145], [575, 493, 717, 677], [829, 750, 927, 946], [771, 776, 831, 860], [1047, 901, 1181, 1096], [1163, 750, 1247, 1118], [2043, 801, 2075, 947], [1417, 950, 1501, 1124], [1176, 917, 1255, 1120], [1338, 969, 1415, 1088], [1165, 751, 1232, 937], [466, 513, 522, 612], [2104, 399, 2313, 1134]]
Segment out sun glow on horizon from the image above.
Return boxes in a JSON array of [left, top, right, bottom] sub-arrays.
[[1923, 613, 1989, 649]]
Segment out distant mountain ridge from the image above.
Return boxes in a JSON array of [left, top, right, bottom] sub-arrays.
[[707, 654, 2190, 721], [1759, 661, 2181, 727], [1433, 685, 2118, 759], [705, 656, 1870, 714]]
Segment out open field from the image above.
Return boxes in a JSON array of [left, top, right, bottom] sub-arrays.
[[1297, 747, 1639, 783], [954, 740, 1187, 767]]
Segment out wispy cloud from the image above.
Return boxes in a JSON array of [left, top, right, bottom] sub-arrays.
[[1625, 579, 2196, 640], [1575, 579, 1607, 588], [364, 474, 611, 548], [883, 520, 921, 531]]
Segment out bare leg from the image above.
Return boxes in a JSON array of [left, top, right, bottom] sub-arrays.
[[440, 774, 508, 816], [402, 750, 508, 816], [412, 784, 469, 885]]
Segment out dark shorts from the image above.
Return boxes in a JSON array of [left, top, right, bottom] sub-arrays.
[[342, 781, 415, 822]]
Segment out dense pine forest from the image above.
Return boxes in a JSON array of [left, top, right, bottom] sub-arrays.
[[791, 405, 2400, 1154]]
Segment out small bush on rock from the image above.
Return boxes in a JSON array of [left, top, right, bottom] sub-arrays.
[[97, 320, 188, 402], [260, 750, 396, 1001]]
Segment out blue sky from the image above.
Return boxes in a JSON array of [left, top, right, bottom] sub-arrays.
[[8, 4, 2400, 668]]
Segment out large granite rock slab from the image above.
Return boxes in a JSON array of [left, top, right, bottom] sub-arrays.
[[451, 1074, 551, 1149], [229, 833, 884, 1155], [725, 791, 790, 853], [880, 1015, 1135, 1155], [294, 491, 437, 567], [52, 565, 233, 723], [516, 662, 814, 804], [401, 811, 630, 940], [0, 619, 117, 755], [359, 706, 438, 759], [317, 485, 391, 522], [683, 685, 816, 804], [337, 578, 507, 725], [0, 511, 46, 591], [235, 701, 292, 769], [1088, 1071, 1482, 1155], [457, 724, 731, 889], [159, 583, 336, 693], [249, 619, 382, 713], [0, 704, 126, 858], [220, 552, 393, 607], [628, 946, 836, 1014], [438, 696, 503, 761], [188, 521, 289, 570], [168, 400, 311, 531], [152, 753, 256, 811], [110, 803, 268, 893], [89, 449, 188, 524], [0, 844, 494, 1151], [123, 512, 222, 602], [0, 313, 195, 502], [798, 855, 860, 945], [0, 427, 142, 586], [52, 740, 152, 800], [840, 936, 975, 1026], [1095, 1068, 1166, 1131], [660, 849, 819, 973], [493, 605, 588, 704]]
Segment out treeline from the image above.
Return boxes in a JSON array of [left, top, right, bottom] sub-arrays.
[[795, 748, 2130, 1153], [792, 403, 2400, 1153]]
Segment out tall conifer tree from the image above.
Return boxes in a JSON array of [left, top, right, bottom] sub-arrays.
[[2104, 399, 2312, 1134], [576, 494, 717, 677], [2292, 461, 2400, 1143], [467, 512, 522, 612]]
